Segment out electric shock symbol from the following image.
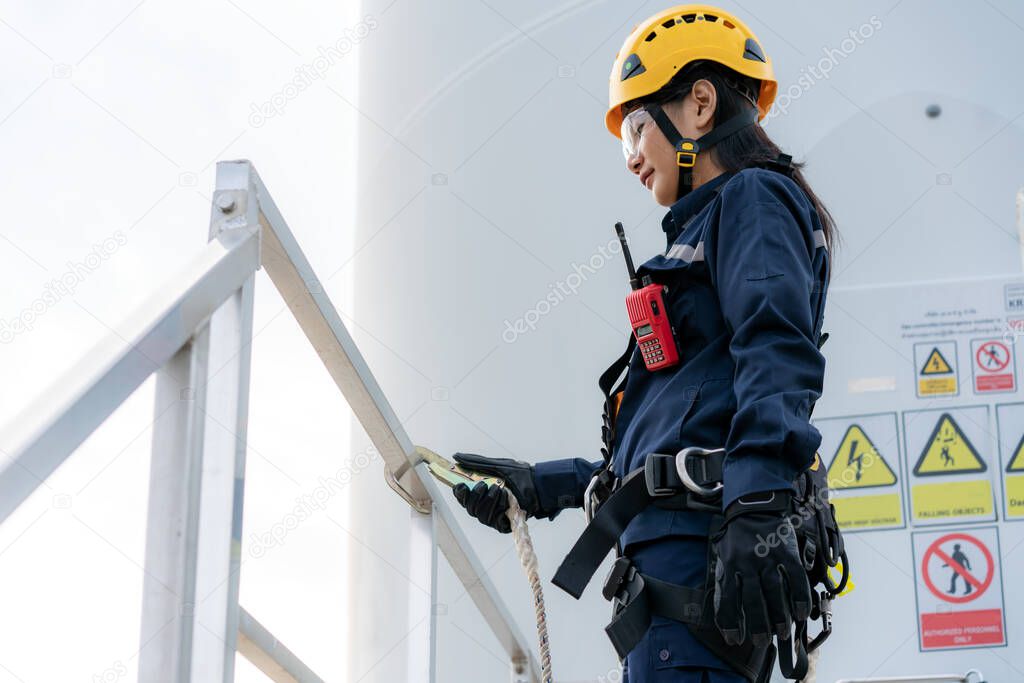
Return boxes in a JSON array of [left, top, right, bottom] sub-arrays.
[[848, 439, 865, 482], [827, 424, 897, 489], [921, 347, 953, 375], [915, 343, 958, 397]]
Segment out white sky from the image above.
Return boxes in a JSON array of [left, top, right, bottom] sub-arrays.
[[0, 2, 365, 680]]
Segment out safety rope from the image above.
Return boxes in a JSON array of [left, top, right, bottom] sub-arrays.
[[505, 491, 553, 683]]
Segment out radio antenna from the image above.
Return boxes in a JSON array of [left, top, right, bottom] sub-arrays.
[[615, 221, 641, 290]]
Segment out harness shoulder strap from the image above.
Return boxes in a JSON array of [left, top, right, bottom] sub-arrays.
[[598, 335, 637, 467], [599, 335, 636, 398]]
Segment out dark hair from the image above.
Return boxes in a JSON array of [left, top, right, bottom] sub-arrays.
[[626, 60, 841, 281]]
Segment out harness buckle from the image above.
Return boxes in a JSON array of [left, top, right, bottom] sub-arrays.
[[645, 447, 727, 500], [644, 453, 680, 497], [676, 446, 725, 498], [585, 468, 618, 523], [601, 556, 645, 608]]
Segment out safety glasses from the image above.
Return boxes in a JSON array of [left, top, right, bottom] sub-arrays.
[[620, 106, 654, 161]]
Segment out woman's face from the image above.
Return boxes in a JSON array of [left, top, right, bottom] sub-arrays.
[[623, 101, 689, 206], [623, 81, 717, 206]]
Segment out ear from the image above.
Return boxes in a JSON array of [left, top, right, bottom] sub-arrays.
[[691, 79, 717, 131]]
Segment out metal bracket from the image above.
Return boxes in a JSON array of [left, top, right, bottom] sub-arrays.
[[209, 160, 262, 270]]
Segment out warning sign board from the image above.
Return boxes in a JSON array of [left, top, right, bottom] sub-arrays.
[[914, 341, 958, 398], [902, 406, 995, 525], [995, 402, 1024, 520], [971, 338, 1016, 394], [814, 413, 903, 531], [912, 527, 1006, 651]]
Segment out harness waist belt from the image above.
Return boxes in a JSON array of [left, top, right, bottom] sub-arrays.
[[552, 447, 725, 599]]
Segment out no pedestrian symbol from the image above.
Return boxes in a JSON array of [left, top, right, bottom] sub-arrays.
[[912, 528, 1006, 650], [971, 338, 1016, 393], [975, 342, 1010, 373], [921, 533, 992, 604]]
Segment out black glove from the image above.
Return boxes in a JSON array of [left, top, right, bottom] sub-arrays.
[[450, 452, 542, 534], [711, 490, 812, 648]]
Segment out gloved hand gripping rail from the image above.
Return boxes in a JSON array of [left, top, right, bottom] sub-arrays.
[[414, 446, 553, 683]]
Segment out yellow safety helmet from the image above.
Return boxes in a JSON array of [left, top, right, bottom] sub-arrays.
[[606, 4, 777, 139]]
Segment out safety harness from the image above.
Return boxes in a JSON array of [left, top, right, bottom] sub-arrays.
[[555, 442, 846, 681], [552, 159, 846, 682]]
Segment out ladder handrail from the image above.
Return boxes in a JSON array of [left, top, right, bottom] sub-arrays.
[[241, 158, 540, 680], [0, 159, 541, 683], [0, 227, 259, 524]]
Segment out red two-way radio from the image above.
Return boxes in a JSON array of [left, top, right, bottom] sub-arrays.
[[615, 222, 680, 371]]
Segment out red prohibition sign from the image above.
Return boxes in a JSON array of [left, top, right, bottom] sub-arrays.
[[921, 533, 994, 604], [975, 341, 1010, 373]]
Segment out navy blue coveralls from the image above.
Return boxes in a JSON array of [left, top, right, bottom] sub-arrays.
[[531, 167, 830, 682]]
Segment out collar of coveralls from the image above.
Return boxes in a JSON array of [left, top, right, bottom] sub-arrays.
[[660, 168, 736, 245]]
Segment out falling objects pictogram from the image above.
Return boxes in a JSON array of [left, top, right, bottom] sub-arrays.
[[912, 413, 987, 476]]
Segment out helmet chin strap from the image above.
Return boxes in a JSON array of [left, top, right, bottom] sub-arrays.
[[645, 104, 759, 202]]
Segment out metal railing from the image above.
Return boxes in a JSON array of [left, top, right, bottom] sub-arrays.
[[835, 671, 986, 683], [0, 160, 541, 683]]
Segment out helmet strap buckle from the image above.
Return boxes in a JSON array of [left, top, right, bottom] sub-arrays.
[[675, 139, 698, 167]]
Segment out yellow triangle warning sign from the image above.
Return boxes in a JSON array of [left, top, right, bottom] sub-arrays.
[[1006, 433, 1024, 473], [913, 413, 987, 476], [827, 424, 898, 489], [920, 347, 953, 375]]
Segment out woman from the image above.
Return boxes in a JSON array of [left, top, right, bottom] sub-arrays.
[[452, 5, 840, 682]]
